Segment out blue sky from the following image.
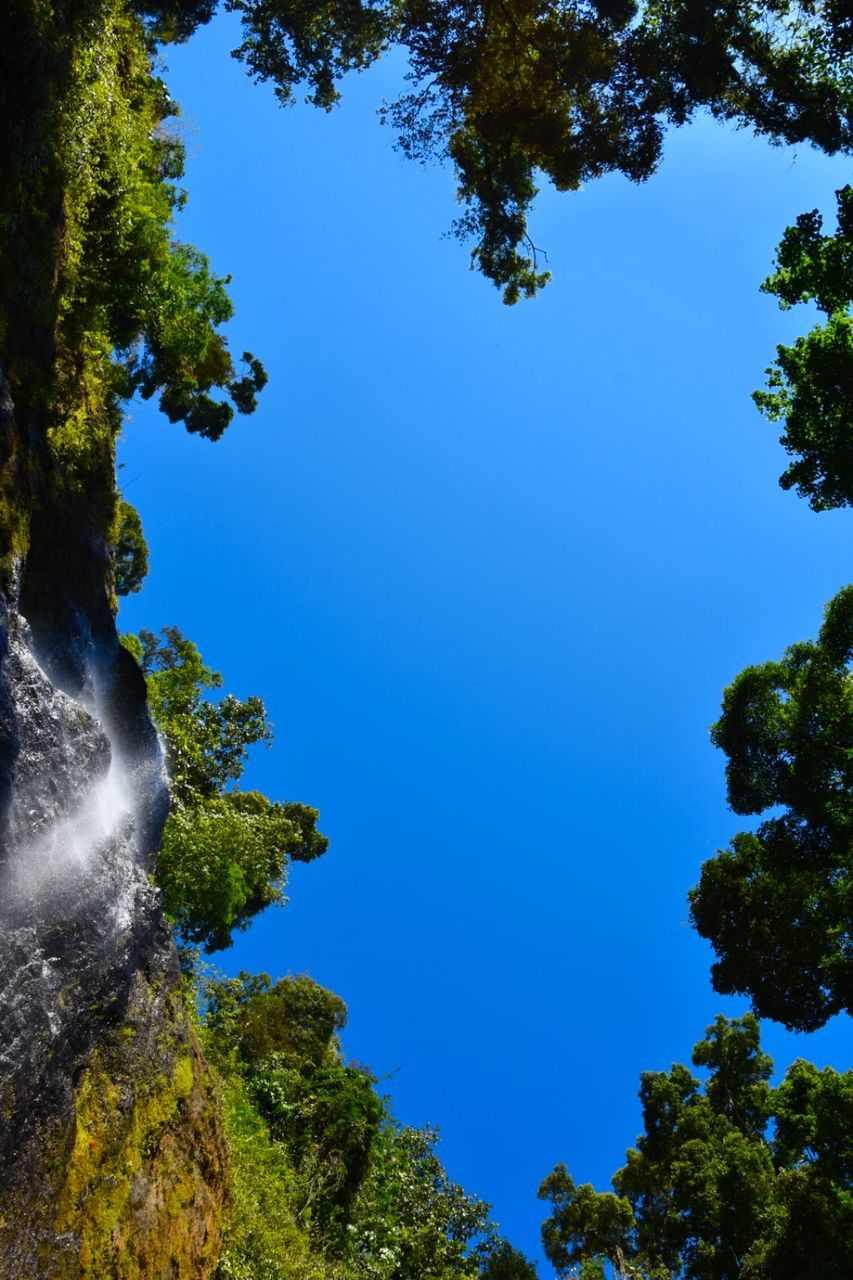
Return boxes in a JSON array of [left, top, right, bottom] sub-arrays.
[[119, 13, 852, 1268]]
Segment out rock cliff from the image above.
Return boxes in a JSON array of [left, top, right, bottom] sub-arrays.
[[0, 370, 227, 1277]]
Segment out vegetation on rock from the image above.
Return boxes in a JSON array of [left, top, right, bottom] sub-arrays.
[[124, 626, 328, 951], [199, 969, 535, 1279]]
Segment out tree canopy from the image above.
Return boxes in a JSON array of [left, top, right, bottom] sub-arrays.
[[201, 969, 535, 1278], [88, 1, 853, 306], [113, 499, 149, 597], [2, 0, 850, 581], [755, 185, 853, 510], [538, 1015, 853, 1280], [124, 626, 328, 950], [688, 587, 853, 1031]]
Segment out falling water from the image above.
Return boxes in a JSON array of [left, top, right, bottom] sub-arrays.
[[0, 639, 160, 937], [7, 751, 134, 897]]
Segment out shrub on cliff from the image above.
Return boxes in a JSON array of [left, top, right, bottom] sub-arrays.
[[200, 970, 534, 1279], [123, 626, 328, 950]]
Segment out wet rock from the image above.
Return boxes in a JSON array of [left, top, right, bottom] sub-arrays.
[[0, 521, 226, 1273]]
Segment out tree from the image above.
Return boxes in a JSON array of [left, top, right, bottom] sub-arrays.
[[155, 791, 327, 949], [538, 1015, 853, 1280], [754, 185, 853, 510], [127, 626, 273, 806], [51, 0, 850, 318], [3, 0, 850, 572], [124, 627, 328, 950], [0, 0, 269, 568], [479, 1242, 539, 1280], [539, 1173, 635, 1280], [190, 1, 853, 303], [386, 0, 853, 301], [347, 1121, 498, 1279], [688, 587, 853, 1031], [206, 972, 383, 1244], [201, 969, 532, 1277], [204, 971, 348, 1071], [112, 498, 149, 596]]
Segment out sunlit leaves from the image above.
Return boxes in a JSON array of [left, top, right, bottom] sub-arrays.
[[226, 0, 389, 109], [202, 970, 523, 1277], [124, 626, 328, 950], [756, 187, 853, 509]]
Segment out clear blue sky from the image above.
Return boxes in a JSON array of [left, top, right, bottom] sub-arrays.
[[119, 13, 852, 1269]]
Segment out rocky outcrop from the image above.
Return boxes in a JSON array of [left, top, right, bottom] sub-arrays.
[[0, 407, 227, 1276]]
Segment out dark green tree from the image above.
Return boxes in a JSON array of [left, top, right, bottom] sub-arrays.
[[538, 1015, 853, 1280], [689, 587, 853, 1031], [113, 1, 853, 308], [381, 0, 853, 300], [205, 970, 348, 1071], [123, 627, 328, 950], [754, 185, 853, 510], [479, 1242, 539, 1280], [112, 498, 149, 596], [201, 968, 533, 1277]]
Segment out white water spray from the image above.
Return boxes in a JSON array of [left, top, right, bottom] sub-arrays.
[[9, 754, 134, 898], [3, 646, 146, 905]]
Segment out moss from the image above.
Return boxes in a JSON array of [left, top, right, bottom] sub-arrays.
[[213, 1071, 330, 1280], [0, 421, 34, 580], [58, 1051, 187, 1224], [24, 962, 229, 1280]]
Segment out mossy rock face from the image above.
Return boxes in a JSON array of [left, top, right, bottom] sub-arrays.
[[0, 402, 225, 1276], [54, 980, 227, 1280], [0, 959, 227, 1280]]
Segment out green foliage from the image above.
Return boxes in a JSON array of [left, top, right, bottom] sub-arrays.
[[641, 1, 853, 151], [689, 587, 853, 1030], [207, 974, 381, 1255], [479, 1242, 539, 1280], [128, 626, 274, 806], [157, 792, 327, 950], [51, 5, 268, 447], [114, 0, 853, 306], [214, 1071, 326, 1280], [124, 626, 328, 950], [226, 0, 389, 110], [538, 1015, 853, 1280], [385, 0, 661, 302], [120, 243, 268, 441], [137, 0, 219, 44], [0, 0, 266, 565], [374, 1, 852, 300], [199, 970, 530, 1280], [755, 186, 853, 509], [113, 499, 149, 596], [205, 971, 347, 1071], [539, 1171, 634, 1280], [345, 1120, 498, 1279], [253, 1062, 385, 1245]]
